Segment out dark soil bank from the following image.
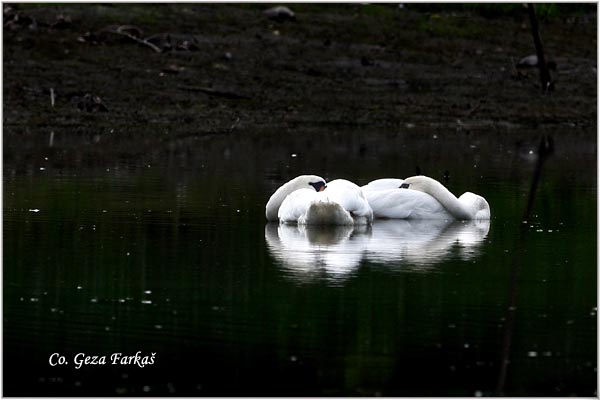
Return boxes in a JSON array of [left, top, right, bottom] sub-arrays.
[[3, 4, 597, 172]]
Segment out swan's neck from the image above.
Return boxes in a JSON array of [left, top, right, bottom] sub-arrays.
[[266, 177, 319, 221], [266, 184, 292, 221], [420, 179, 472, 220]]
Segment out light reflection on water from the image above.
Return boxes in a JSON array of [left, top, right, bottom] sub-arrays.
[[266, 220, 490, 284]]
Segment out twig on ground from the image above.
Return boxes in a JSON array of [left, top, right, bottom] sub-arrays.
[[178, 86, 251, 100]]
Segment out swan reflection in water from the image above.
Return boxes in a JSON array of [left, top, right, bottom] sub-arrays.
[[265, 219, 490, 284]]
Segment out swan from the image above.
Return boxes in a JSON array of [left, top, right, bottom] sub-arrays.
[[266, 176, 373, 225], [362, 175, 490, 220]]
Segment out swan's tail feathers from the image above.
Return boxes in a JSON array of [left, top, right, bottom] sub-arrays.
[[300, 200, 354, 225], [457, 192, 491, 220]]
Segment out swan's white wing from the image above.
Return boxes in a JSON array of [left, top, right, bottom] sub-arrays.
[[362, 178, 405, 191], [365, 189, 451, 219], [278, 188, 320, 223], [323, 179, 373, 223]]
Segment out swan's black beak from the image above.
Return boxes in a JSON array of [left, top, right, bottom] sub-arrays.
[[399, 183, 410, 189], [309, 181, 326, 192]]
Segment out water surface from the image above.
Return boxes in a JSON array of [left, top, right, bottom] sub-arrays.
[[3, 128, 597, 396]]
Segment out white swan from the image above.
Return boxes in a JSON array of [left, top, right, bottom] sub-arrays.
[[362, 175, 490, 220], [266, 176, 373, 225]]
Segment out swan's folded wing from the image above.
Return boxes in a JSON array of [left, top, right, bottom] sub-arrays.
[[278, 188, 320, 223], [365, 189, 450, 219], [322, 180, 373, 220], [362, 178, 405, 192]]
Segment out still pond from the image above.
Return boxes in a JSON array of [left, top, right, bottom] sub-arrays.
[[3, 128, 597, 396]]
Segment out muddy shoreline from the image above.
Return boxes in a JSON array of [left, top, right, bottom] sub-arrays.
[[3, 4, 597, 173]]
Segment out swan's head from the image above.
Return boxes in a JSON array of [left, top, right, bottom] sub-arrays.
[[399, 175, 434, 192], [286, 175, 327, 192], [309, 180, 327, 192]]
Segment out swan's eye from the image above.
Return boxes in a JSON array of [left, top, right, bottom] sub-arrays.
[[399, 183, 410, 189]]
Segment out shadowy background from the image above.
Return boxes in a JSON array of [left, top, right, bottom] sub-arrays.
[[3, 3, 596, 173]]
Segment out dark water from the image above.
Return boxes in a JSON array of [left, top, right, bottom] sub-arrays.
[[3, 128, 597, 396]]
